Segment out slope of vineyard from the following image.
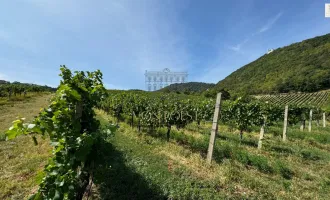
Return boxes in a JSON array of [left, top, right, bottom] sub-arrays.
[[255, 90, 330, 107], [214, 33, 330, 95]]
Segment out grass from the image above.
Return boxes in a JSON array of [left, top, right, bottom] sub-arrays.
[[88, 110, 330, 199], [0, 93, 52, 199], [0, 92, 49, 106]]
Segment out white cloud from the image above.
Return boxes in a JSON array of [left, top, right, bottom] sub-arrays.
[[228, 38, 250, 52], [228, 12, 283, 53], [258, 12, 283, 33]]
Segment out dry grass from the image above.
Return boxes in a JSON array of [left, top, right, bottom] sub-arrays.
[[0, 94, 52, 199]]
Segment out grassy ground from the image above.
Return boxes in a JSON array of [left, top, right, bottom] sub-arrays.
[[0, 92, 51, 106], [1, 99, 330, 199], [89, 110, 330, 199], [0, 94, 52, 199]]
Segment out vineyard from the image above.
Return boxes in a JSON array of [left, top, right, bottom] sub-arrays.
[[99, 90, 328, 142], [255, 90, 330, 107], [95, 89, 330, 199], [1, 67, 330, 199]]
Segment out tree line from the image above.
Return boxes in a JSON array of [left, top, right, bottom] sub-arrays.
[[0, 81, 55, 98]]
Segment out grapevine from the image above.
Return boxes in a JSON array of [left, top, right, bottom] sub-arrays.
[[6, 66, 117, 199]]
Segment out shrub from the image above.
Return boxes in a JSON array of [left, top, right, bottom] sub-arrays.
[[234, 151, 273, 174], [302, 173, 314, 181], [0, 132, 6, 141], [275, 162, 294, 179], [283, 180, 291, 191], [248, 154, 274, 174], [270, 145, 295, 154], [300, 149, 322, 161], [213, 143, 233, 161]]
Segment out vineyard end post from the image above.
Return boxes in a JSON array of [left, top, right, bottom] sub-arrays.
[[283, 105, 288, 142], [323, 112, 326, 128], [258, 117, 266, 150], [300, 120, 305, 131], [308, 109, 312, 132], [206, 92, 222, 164]]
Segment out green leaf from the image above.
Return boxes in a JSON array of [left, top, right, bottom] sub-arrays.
[[28, 192, 43, 200], [6, 128, 19, 140], [53, 189, 61, 200]]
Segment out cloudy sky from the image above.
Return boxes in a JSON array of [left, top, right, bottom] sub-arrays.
[[0, 0, 329, 89]]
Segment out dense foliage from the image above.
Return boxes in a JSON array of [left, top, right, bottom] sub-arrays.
[[0, 81, 55, 97], [214, 33, 330, 95], [100, 91, 325, 141], [5, 66, 117, 199]]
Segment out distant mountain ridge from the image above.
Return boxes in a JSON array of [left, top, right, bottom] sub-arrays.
[[159, 82, 215, 93], [213, 33, 330, 95]]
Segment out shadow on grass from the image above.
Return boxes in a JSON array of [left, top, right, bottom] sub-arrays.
[[142, 127, 276, 175], [217, 134, 258, 148], [92, 138, 167, 200]]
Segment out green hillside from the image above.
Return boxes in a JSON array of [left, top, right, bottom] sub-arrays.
[[159, 82, 215, 93], [214, 33, 330, 95]]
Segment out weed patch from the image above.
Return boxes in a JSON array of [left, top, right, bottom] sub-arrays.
[[300, 149, 322, 161]]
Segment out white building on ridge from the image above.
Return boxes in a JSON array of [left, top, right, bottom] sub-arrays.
[[267, 49, 274, 54]]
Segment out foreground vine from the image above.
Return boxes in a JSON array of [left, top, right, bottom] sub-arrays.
[[6, 66, 117, 199]]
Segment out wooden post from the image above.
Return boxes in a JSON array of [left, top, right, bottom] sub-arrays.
[[206, 93, 222, 164], [308, 109, 312, 132], [323, 112, 326, 128], [258, 117, 266, 150], [300, 120, 305, 131], [283, 105, 288, 142]]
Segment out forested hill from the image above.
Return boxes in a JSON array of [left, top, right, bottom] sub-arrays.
[[0, 80, 56, 96], [214, 33, 330, 95], [160, 82, 215, 93]]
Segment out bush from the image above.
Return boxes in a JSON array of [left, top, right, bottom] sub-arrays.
[[213, 143, 233, 161], [248, 154, 274, 174], [234, 151, 273, 174], [270, 145, 295, 154], [0, 132, 6, 141], [300, 149, 322, 161], [283, 180, 291, 191], [302, 173, 314, 181], [276, 162, 294, 179]]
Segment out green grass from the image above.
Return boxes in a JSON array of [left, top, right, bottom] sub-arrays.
[[0, 92, 48, 106], [89, 110, 330, 199]]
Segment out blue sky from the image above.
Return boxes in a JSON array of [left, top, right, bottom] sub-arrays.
[[0, 0, 329, 90]]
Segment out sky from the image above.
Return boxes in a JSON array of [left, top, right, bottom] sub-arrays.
[[0, 0, 329, 90]]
